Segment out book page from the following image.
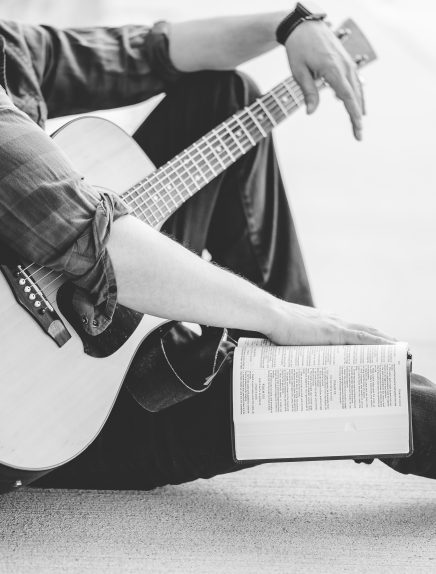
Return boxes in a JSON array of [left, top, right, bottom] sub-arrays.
[[234, 342, 409, 419]]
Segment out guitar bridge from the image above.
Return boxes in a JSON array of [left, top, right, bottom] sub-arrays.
[[1, 264, 71, 348]]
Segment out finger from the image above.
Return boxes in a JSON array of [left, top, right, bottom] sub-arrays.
[[293, 65, 320, 115], [347, 66, 366, 117], [323, 68, 362, 140], [346, 323, 398, 343], [342, 329, 395, 346]]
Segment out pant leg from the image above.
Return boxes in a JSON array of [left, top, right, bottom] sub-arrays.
[[134, 70, 313, 305], [33, 71, 436, 491], [34, 70, 311, 490], [380, 373, 436, 479]]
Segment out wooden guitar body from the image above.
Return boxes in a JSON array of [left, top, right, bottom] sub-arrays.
[[0, 19, 377, 482], [0, 118, 168, 472]]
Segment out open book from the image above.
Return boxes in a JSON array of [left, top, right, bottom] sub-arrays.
[[232, 339, 413, 462]]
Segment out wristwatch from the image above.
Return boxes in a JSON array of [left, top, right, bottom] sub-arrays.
[[276, 2, 327, 45]]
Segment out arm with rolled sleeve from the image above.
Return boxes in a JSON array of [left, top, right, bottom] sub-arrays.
[[0, 16, 388, 348], [13, 20, 183, 118], [0, 87, 129, 334], [0, 19, 184, 334]]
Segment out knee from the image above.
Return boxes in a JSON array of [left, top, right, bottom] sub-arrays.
[[382, 373, 436, 479], [172, 69, 261, 114], [227, 70, 262, 107]]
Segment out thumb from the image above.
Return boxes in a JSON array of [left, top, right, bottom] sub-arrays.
[[294, 66, 319, 114]]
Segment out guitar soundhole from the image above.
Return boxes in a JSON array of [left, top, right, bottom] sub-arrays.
[[56, 282, 144, 358]]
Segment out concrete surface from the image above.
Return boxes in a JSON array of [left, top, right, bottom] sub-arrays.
[[1, 460, 436, 573]]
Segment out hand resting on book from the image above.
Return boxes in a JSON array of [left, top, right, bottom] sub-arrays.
[[264, 300, 396, 347]]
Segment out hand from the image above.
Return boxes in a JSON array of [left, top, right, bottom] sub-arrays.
[[285, 21, 365, 140], [264, 300, 396, 346]]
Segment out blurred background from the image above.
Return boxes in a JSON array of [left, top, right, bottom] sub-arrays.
[[1, 0, 435, 380]]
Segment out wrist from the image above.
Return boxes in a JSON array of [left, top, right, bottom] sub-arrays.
[[257, 295, 287, 340], [275, 2, 327, 45]]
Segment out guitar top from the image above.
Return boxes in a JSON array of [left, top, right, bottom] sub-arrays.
[[0, 20, 376, 482]]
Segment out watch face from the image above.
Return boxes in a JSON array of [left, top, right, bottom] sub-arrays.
[[298, 1, 324, 16]]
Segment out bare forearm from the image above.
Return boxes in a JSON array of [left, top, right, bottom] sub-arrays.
[[168, 8, 364, 140], [107, 216, 395, 347], [168, 12, 290, 72], [108, 215, 277, 335]]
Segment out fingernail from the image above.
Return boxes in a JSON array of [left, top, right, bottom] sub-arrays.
[[306, 98, 315, 115]]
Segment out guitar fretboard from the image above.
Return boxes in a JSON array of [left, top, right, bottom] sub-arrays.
[[120, 76, 307, 226]]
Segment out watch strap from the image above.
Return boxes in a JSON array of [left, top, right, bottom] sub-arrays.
[[276, 3, 327, 45]]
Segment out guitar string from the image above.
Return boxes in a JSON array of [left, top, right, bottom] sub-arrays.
[[121, 79, 305, 224], [24, 81, 296, 282], [31, 82, 307, 302], [119, 79, 308, 228], [27, 78, 308, 299], [120, 77, 300, 207], [25, 79, 307, 297], [121, 78, 303, 211], [125, 98, 296, 225]]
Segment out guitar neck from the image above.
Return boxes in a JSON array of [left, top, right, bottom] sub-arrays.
[[120, 76, 308, 226]]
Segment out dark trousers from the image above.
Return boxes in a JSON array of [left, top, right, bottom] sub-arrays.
[[35, 71, 436, 490]]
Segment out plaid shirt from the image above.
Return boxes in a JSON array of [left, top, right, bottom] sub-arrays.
[[0, 20, 183, 334]]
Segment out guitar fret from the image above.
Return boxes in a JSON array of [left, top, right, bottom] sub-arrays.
[[229, 117, 252, 150], [149, 171, 185, 209], [234, 114, 256, 146], [246, 107, 267, 137], [151, 197, 167, 219], [130, 192, 151, 221], [164, 158, 195, 199], [135, 200, 158, 225], [257, 99, 277, 126], [178, 155, 201, 192], [151, 184, 172, 216], [151, 180, 174, 209], [208, 134, 227, 169], [132, 193, 153, 218], [193, 141, 217, 180], [284, 81, 301, 107], [157, 179, 179, 209], [163, 176, 185, 207], [270, 91, 288, 117], [161, 160, 191, 203], [224, 122, 245, 155], [148, 182, 169, 214], [122, 76, 318, 228], [213, 129, 236, 162]]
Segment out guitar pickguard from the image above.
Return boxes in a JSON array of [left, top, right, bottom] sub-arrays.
[[56, 281, 144, 358]]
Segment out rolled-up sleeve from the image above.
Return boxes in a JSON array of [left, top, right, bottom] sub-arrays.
[[0, 87, 128, 335], [12, 20, 184, 118]]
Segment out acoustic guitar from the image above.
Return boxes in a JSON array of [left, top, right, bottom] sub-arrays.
[[0, 20, 376, 482]]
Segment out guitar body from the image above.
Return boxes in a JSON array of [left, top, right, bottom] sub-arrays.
[[0, 20, 377, 482], [0, 117, 169, 473]]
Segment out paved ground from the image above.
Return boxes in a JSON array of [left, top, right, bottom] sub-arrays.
[[2, 460, 436, 574]]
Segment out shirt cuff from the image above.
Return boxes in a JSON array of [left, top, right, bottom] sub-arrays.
[[140, 21, 184, 86], [67, 192, 129, 336]]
